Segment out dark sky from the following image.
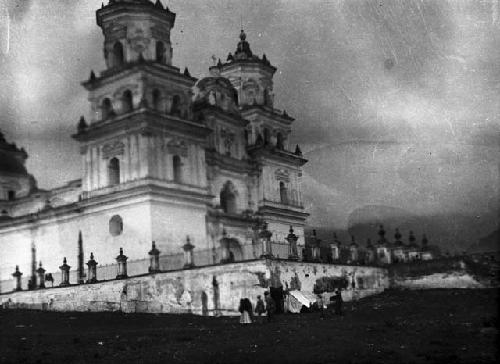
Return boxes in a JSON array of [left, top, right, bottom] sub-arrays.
[[0, 0, 498, 249]]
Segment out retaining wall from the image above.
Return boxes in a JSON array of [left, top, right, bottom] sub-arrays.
[[0, 260, 389, 315]]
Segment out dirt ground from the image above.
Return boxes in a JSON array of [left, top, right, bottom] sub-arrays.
[[0, 289, 497, 364]]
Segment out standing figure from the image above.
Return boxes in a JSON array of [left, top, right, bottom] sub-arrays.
[[334, 289, 343, 316], [264, 291, 276, 322], [317, 294, 325, 319], [239, 298, 253, 324], [255, 295, 266, 321]]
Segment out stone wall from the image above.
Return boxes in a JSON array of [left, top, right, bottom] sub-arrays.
[[0, 259, 389, 316]]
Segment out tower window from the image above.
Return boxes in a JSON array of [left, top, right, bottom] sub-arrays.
[[156, 41, 165, 63], [7, 190, 15, 201], [109, 215, 123, 236], [276, 133, 284, 150], [101, 98, 112, 120], [122, 90, 133, 113], [279, 182, 288, 204], [173, 155, 182, 183], [108, 157, 120, 186], [113, 41, 124, 68], [171, 95, 181, 115], [220, 181, 237, 214], [152, 89, 161, 111], [263, 128, 270, 145]]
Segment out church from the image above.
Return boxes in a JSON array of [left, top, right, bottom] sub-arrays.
[[0, 0, 309, 289]]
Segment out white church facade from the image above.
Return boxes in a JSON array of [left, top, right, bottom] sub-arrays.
[[0, 0, 308, 289]]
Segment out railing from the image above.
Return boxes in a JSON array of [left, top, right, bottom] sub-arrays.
[[0, 241, 294, 294]]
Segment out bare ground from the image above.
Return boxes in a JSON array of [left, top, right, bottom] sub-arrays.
[[0, 289, 498, 364]]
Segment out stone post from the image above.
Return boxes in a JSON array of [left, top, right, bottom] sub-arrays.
[[36, 262, 46, 289], [116, 248, 128, 279], [12, 266, 22, 291], [311, 230, 321, 262], [259, 222, 273, 258], [148, 241, 160, 273], [286, 226, 299, 261], [86, 252, 98, 283], [183, 236, 195, 268], [220, 229, 231, 263], [59, 257, 71, 287]]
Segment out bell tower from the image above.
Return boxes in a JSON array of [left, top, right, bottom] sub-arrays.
[[73, 0, 210, 199], [97, 0, 175, 68]]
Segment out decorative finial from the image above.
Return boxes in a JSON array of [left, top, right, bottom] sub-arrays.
[[183, 67, 191, 77], [289, 225, 294, 234], [90, 252, 94, 260], [78, 116, 88, 132], [89, 70, 96, 81], [240, 29, 246, 41], [227, 52, 234, 62], [294, 144, 302, 156], [217, 58, 222, 67], [120, 247, 123, 255], [63, 257, 67, 264]]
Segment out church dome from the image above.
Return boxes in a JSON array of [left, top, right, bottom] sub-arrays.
[[0, 131, 28, 176], [0, 150, 28, 175]]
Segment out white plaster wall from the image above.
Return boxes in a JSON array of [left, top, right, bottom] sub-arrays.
[[0, 200, 154, 283], [150, 200, 208, 255]]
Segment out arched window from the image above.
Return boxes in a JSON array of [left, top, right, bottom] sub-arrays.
[[108, 157, 120, 186], [109, 215, 123, 236], [276, 132, 284, 150], [122, 90, 133, 113], [156, 41, 165, 63], [263, 128, 270, 145], [279, 181, 288, 204], [7, 191, 15, 201], [244, 129, 249, 145], [263, 88, 269, 106], [173, 155, 182, 183], [113, 41, 124, 68], [220, 181, 237, 214], [171, 95, 181, 115], [101, 98, 112, 120], [152, 89, 161, 111]]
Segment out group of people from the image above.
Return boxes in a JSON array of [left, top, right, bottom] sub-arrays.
[[317, 289, 343, 318], [238, 289, 343, 324], [238, 291, 276, 324]]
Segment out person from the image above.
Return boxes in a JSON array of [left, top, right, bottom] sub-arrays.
[[333, 289, 343, 316], [255, 295, 266, 321], [317, 294, 325, 319], [264, 291, 275, 322], [238, 298, 253, 324]]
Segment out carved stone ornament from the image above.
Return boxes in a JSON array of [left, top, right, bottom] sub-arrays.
[[102, 141, 125, 159], [166, 139, 188, 157], [275, 168, 290, 182]]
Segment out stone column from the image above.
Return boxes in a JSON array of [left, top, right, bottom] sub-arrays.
[[116, 248, 128, 279], [86, 252, 98, 283], [259, 222, 273, 259], [36, 262, 46, 289], [12, 266, 22, 291], [148, 241, 160, 273], [286, 226, 299, 261], [59, 258, 71, 287], [183, 236, 195, 268]]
